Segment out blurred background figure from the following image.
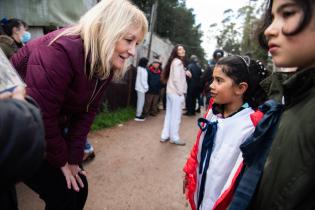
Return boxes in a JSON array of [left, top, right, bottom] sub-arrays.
[[134, 57, 149, 121], [161, 44, 187, 146], [0, 18, 31, 58], [184, 55, 202, 116], [143, 58, 162, 117]]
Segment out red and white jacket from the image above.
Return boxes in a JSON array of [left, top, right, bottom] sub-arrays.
[[183, 99, 263, 210]]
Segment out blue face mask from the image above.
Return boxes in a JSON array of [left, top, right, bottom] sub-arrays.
[[21, 31, 31, 44]]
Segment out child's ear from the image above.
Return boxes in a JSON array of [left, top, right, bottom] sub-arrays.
[[236, 82, 248, 96]]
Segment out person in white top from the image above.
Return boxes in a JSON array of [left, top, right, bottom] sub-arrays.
[[135, 57, 149, 121], [161, 44, 187, 145]]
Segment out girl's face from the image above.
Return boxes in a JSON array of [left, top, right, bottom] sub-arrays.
[[112, 25, 142, 70], [264, 0, 315, 68], [176, 46, 186, 58], [210, 66, 244, 105]]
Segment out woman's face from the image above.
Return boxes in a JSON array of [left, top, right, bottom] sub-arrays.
[[264, 0, 315, 68], [112, 26, 142, 70], [177, 46, 185, 58], [12, 25, 26, 43]]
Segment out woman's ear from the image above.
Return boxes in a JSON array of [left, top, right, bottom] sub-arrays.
[[236, 82, 248, 96]]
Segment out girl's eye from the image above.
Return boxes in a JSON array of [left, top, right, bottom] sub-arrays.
[[282, 10, 296, 18], [215, 78, 222, 83]]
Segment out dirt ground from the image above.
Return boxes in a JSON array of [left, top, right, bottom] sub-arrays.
[[16, 109, 206, 210]]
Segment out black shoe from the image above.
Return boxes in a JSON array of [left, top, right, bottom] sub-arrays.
[[195, 108, 201, 113], [134, 115, 145, 121]]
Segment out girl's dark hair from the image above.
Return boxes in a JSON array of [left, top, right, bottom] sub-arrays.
[[138, 57, 149, 68], [1, 18, 27, 36], [216, 55, 268, 108], [161, 44, 185, 83], [257, 0, 314, 49]]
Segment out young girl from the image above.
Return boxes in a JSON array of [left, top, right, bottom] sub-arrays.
[[183, 55, 267, 210], [161, 44, 187, 145], [245, 0, 315, 209]]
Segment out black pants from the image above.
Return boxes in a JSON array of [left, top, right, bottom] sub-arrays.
[[24, 161, 88, 210], [0, 186, 18, 210], [186, 86, 199, 115]]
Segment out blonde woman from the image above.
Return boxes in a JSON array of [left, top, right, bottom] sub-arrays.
[[11, 0, 148, 209], [161, 44, 187, 146]]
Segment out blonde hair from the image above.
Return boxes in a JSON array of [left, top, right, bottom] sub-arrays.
[[51, 0, 148, 80]]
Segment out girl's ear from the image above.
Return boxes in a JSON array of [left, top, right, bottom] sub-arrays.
[[235, 82, 248, 96]]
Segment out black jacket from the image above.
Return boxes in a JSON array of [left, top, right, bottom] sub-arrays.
[[187, 61, 202, 89], [0, 98, 45, 187]]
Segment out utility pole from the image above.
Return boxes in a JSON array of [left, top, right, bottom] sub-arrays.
[[147, 0, 158, 59]]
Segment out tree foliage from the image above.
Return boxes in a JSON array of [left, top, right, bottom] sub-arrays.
[[208, 1, 268, 61], [132, 0, 206, 64]]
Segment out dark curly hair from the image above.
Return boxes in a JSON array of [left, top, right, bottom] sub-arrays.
[[257, 0, 314, 49], [216, 55, 268, 108]]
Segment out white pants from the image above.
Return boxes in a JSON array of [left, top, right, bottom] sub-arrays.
[[136, 91, 146, 117], [161, 93, 184, 142]]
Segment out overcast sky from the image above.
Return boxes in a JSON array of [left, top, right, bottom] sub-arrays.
[[185, 0, 263, 59]]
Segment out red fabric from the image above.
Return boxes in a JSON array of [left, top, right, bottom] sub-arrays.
[[250, 110, 264, 127], [149, 66, 161, 74], [183, 98, 214, 210], [183, 101, 263, 210]]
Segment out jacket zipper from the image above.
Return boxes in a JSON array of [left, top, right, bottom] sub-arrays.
[[86, 79, 99, 112]]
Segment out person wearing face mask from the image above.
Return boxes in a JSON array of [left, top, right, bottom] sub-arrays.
[[0, 18, 30, 59], [10, 0, 148, 209]]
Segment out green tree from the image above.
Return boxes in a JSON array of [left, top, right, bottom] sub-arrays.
[[207, 1, 268, 61], [238, 3, 268, 61], [132, 0, 206, 64], [208, 9, 241, 55]]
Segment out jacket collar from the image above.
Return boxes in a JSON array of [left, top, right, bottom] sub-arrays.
[[282, 67, 315, 107]]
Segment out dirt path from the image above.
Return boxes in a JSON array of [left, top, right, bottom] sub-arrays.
[[17, 109, 205, 210]]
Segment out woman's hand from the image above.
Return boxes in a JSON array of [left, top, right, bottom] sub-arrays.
[[185, 70, 192, 78], [69, 164, 87, 189], [61, 163, 86, 192]]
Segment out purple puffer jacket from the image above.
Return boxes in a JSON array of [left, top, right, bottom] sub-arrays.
[[11, 30, 112, 168]]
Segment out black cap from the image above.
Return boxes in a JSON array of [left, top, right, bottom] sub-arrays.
[[213, 49, 224, 59]]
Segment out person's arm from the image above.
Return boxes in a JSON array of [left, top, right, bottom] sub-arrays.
[[141, 68, 149, 92], [0, 91, 45, 187], [172, 59, 185, 96]]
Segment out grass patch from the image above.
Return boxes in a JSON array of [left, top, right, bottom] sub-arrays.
[[91, 106, 135, 131]]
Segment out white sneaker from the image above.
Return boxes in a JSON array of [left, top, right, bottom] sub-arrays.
[[170, 140, 186, 146]]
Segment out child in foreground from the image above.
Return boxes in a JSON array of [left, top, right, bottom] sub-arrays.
[[183, 55, 267, 210]]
